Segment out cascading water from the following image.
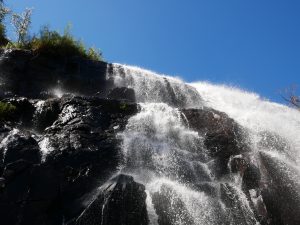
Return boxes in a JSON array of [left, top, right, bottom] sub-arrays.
[[118, 103, 228, 225], [109, 63, 202, 108], [190, 82, 300, 163], [109, 64, 300, 225]]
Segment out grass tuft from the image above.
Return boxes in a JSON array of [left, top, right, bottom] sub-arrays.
[[0, 101, 17, 121]]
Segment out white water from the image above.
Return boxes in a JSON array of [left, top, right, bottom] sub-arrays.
[[110, 63, 202, 108], [119, 103, 209, 181], [118, 102, 258, 224], [110, 64, 300, 225], [191, 82, 300, 164]]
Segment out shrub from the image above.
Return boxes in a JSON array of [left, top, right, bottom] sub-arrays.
[[25, 25, 103, 61], [0, 101, 17, 121], [120, 103, 128, 111], [1, 4, 103, 61], [87, 47, 103, 61]]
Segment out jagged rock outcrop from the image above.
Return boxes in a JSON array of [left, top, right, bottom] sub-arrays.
[[0, 94, 141, 225]]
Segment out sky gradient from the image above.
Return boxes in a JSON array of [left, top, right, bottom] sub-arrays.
[[6, 0, 300, 103]]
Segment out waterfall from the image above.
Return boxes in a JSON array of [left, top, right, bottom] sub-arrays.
[[109, 63, 202, 108], [109, 64, 300, 225], [118, 103, 227, 225]]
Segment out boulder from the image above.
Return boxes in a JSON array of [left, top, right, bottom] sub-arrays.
[[152, 184, 194, 225], [242, 164, 261, 190], [182, 107, 249, 177], [1, 132, 41, 164], [72, 174, 148, 225], [260, 152, 300, 225]]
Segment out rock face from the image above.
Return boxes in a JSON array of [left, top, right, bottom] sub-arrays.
[[0, 49, 298, 225], [0, 49, 111, 98], [0, 95, 142, 225]]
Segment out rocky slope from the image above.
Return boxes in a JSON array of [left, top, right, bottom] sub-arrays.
[[0, 49, 299, 225]]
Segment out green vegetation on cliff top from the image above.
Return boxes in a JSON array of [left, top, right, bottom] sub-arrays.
[[0, 2, 103, 61]]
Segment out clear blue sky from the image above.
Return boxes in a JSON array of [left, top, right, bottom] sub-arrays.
[[6, 0, 300, 102]]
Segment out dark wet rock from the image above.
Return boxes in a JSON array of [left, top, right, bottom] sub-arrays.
[[43, 96, 137, 173], [33, 98, 60, 132], [152, 184, 195, 225], [182, 107, 249, 177], [0, 49, 111, 98], [242, 164, 261, 190], [229, 156, 248, 173], [41, 96, 138, 221], [0, 161, 62, 225], [229, 156, 261, 190], [21, 164, 62, 225], [0, 48, 298, 225], [0, 132, 41, 164], [260, 152, 300, 225], [0, 93, 139, 225], [261, 188, 285, 225], [220, 183, 258, 225], [0, 177, 5, 188], [163, 78, 182, 108], [72, 174, 148, 225], [227, 156, 268, 223], [182, 107, 249, 158], [107, 87, 136, 102], [0, 121, 11, 133], [0, 160, 34, 225], [2, 159, 33, 181]]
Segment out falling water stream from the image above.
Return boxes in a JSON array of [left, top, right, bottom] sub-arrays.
[[109, 64, 300, 225]]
